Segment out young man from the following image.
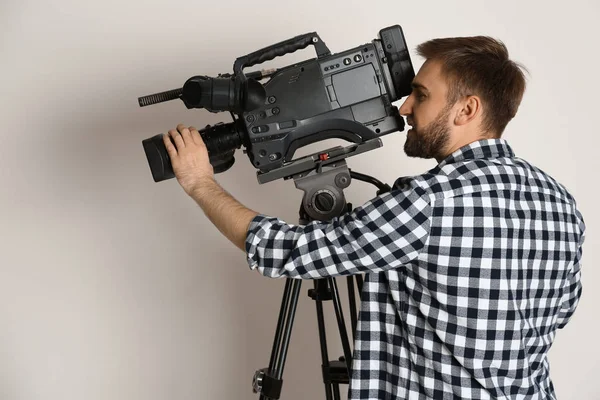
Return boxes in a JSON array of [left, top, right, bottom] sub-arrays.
[[163, 36, 585, 399]]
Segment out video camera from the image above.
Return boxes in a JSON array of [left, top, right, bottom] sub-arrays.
[[139, 25, 414, 186]]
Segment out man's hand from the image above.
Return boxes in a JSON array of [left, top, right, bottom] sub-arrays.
[[163, 123, 259, 251], [163, 124, 214, 196]]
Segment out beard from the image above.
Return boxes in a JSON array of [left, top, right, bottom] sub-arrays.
[[404, 104, 452, 160]]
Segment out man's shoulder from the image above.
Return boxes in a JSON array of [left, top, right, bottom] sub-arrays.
[[391, 155, 535, 202], [390, 158, 501, 202], [393, 154, 579, 208], [512, 156, 579, 204]]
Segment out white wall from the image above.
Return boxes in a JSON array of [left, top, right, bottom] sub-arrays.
[[1, 0, 598, 399]]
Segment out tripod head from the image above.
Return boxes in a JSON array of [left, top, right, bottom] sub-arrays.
[[274, 138, 384, 221]]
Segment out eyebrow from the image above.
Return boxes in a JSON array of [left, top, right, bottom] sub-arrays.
[[411, 82, 429, 93]]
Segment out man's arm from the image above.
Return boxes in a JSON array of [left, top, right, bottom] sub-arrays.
[[162, 124, 258, 252], [557, 211, 585, 329], [189, 177, 258, 252], [245, 186, 432, 279], [163, 124, 431, 279]]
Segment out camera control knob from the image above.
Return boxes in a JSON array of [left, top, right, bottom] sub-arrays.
[[335, 172, 351, 189], [314, 190, 335, 214], [252, 369, 265, 393]]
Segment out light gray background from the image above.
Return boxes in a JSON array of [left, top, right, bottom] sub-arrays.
[[2, 1, 597, 399]]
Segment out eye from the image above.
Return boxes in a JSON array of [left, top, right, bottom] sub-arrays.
[[415, 93, 427, 102]]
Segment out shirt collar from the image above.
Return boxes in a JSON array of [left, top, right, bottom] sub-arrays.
[[437, 138, 515, 167]]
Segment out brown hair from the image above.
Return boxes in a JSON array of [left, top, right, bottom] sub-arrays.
[[416, 36, 528, 137]]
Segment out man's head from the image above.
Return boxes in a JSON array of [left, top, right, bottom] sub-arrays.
[[399, 36, 528, 162]]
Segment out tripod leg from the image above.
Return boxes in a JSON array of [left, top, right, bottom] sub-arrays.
[[356, 274, 364, 301], [314, 280, 334, 400], [328, 278, 353, 373], [333, 384, 342, 400], [273, 279, 302, 378], [255, 278, 302, 400], [346, 276, 358, 343]]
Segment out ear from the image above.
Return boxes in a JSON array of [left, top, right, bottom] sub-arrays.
[[454, 95, 481, 127]]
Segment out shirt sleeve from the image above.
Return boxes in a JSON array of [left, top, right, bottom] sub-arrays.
[[245, 185, 432, 279], [557, 210, 585, 329]]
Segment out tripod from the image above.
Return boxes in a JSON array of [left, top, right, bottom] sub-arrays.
[[251, 155, 390, 400]]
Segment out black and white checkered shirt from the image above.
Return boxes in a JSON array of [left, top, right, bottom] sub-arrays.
[[245, 139, 585, 400]]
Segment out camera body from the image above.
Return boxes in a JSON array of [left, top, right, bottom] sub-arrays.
[[242, 28, 412, 173], [139, 25, 414, 183]]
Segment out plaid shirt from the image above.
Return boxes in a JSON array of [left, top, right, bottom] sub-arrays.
[[245, 139, 585, 400]]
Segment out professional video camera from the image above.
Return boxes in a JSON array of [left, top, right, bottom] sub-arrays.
[[139, 25, 414, 188], [138, 25, 415, 399]]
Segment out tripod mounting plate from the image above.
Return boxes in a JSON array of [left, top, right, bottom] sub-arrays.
[[256, 138, 382, 184]]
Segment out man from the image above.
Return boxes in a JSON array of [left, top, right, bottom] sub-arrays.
[[162, 36, 585, 399]]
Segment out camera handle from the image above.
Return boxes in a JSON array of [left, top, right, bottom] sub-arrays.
[[233, 32, 331, 82]]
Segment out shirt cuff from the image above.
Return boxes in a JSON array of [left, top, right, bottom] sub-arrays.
[[245, 213, 278, 271]]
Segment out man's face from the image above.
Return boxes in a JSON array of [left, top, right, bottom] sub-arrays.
[[399, 60, 454, 161]]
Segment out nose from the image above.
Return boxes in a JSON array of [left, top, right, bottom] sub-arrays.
[[399, 94, 413, 117]]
